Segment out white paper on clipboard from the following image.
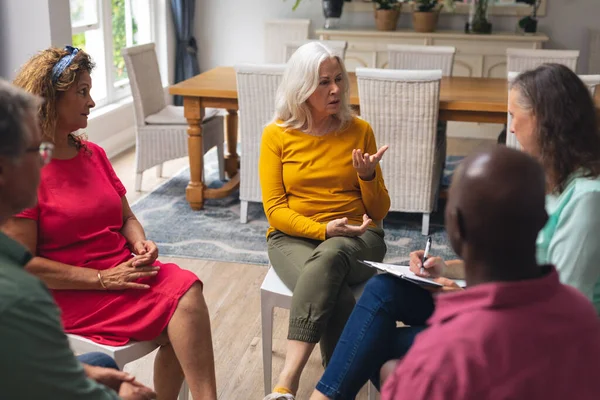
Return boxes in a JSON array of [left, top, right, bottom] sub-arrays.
[[359, 260, 467, 288]]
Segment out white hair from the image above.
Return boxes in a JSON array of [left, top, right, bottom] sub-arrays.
[[273, 42, 353, 132]]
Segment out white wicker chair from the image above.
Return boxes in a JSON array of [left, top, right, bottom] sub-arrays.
[[506, 48, 580, 73], [506, 72, 600, 150], [235, 64, 286, 223], [284, 40, 348, 62], [387, 44, 456, 76], [265, 19, 311, 63], [122, 43, 225, 192], [356, 68, 444, 235]]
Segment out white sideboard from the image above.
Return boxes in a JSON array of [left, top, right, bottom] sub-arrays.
[[317, 29, 549, 139], [316, 29, 549, 78]]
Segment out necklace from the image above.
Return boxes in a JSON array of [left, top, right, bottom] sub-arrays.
[[308, 117, 338, 136]]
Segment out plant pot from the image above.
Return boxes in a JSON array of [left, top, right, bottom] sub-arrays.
[[520, 17, 538, 33], [412, 11, 438, 33], [471, 19, 492, 34], [374, 9, 400, 31], [323, 0, 344, 29]]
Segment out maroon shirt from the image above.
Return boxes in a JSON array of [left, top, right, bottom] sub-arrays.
[[382, 266, 600, 400]]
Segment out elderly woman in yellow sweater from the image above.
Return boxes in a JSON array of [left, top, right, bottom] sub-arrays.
[[259, 42, 391, 400]]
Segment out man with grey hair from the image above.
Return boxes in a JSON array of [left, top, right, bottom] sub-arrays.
[[0, 79, 155, 399]]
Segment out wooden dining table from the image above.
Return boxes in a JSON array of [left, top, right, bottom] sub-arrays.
[[168, 66, 598, 210]]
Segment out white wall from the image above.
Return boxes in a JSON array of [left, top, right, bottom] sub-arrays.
[[196, 0, 598, 73], [0, 0, 72, 80]]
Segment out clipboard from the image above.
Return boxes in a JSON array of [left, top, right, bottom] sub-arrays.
[[358, 260, 467, 288]]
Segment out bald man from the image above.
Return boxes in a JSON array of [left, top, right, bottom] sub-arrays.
[[381, 147, 600, 400]]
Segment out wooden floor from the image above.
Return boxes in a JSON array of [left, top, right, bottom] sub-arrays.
[[109, 137, 493, 399]]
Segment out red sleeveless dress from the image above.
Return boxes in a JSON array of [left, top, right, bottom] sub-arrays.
[[17, 142, 199, 346]]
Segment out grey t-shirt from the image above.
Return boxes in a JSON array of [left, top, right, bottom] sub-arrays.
[[0, 232, 120, 399]]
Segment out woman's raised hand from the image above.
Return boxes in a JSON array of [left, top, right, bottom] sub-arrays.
[[99, 258, 160, 290], [352, 145, 389, 181], [326, 214, 372, 238]]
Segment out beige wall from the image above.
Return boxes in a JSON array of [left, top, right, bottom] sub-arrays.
[[196, 0, 597, 73]]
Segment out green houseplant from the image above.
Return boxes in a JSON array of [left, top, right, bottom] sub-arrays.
[[516, 0, 542, 33], [469, 0, 492, 34]]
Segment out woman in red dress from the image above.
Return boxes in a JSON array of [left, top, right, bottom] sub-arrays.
[[3, 46, 217, 400]]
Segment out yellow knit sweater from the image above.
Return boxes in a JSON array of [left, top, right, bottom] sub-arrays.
[[259, 117, 390, 240]]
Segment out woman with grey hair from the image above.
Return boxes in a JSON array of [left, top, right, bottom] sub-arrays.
[[259, 42, 390, 399]]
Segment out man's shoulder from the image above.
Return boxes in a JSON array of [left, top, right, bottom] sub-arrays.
[[0, 260, 52, 314]]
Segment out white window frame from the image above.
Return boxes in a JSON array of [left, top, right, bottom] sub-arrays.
[[71, 0, 101, 34], [71, 0, 156, 108]]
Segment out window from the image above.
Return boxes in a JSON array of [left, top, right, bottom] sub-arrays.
[[70, 0, 154, 108]]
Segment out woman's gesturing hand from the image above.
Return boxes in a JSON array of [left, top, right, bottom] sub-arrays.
[[352, 145, 389, 181], [326, 214, 372, 238], [99, 258, 160, 290]]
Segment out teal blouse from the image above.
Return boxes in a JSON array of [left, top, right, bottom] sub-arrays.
[[537, 173, 600, 315]]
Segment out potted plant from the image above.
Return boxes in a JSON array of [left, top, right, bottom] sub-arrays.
[[410, 0, 455, 33], [516, 0, 542, 33], [468, 0, 492, 34], [373, 0, 403, 31]]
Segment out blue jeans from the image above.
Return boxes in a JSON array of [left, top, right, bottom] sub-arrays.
[[316, 274, 435, 399], [77, 352, 119, 370]]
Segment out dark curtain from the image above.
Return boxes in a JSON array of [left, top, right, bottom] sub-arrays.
[[170, 0, 200, 106]]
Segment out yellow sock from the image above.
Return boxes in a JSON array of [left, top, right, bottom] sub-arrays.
[[273, 386, 293, 395]]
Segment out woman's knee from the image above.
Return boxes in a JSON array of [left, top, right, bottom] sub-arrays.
[[176, 281, 208, 316], [364, 274, 398, 298], [309, 246, 351, 271]]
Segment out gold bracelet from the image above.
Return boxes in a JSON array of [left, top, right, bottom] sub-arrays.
[[97, 271, 108, 290]]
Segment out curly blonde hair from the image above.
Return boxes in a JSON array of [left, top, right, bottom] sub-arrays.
[[13, 47, 95, 149]]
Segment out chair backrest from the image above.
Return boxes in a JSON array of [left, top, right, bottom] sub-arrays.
[[356, 68, 442, 212], [284, 40, 348, 62], [505, 72, 600, 150], [235, 64, 286, 203], [121, 43, 166, 127], [387, 44, 456, 76], [589, 29, 600, 74], [506, 48, 579, 73], [264, 19, 310, 63]]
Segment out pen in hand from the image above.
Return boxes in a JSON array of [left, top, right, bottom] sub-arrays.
[[420, 236, 432, 275]]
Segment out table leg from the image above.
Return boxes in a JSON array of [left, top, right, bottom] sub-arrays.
[[224, 109, 240, 178], [184, 97, 205, 210]]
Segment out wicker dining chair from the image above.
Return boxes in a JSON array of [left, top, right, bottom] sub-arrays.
[[387, 44, 456, 76], [356, 68, 444, 235], [122, 43, 225, 192], [283, 40, 348, 62], [235, 63, 286, 223], [506, 48, 579, 73]]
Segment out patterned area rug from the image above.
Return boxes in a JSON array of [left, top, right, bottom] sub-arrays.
[[131, 149, 460, 266]]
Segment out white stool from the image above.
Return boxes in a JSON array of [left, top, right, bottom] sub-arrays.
[[67, 334, 189, 400], [260, 266, 377, 399]]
